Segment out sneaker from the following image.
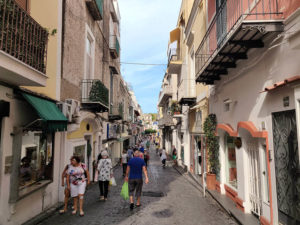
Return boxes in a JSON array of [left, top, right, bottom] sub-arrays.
[[130, 203, 134, 210]]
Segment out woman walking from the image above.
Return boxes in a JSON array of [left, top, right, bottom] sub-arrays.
[[97, 150, 113, 201], [67, 156, 90, 217], [161, 148, 167, 168], [121, 150, 128, 177]]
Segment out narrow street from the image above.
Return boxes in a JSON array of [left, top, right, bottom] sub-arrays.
[[40, 145, 237, 225]]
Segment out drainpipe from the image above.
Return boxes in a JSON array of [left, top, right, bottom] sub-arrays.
[[61, 0, 66, 81]]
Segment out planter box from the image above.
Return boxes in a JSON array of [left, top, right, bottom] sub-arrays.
[[206, 173, 216, 190]]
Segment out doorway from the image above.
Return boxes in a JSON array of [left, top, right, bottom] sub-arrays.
[[272, 110, 300, 225]]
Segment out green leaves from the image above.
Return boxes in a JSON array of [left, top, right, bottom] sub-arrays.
[[204, 114, 220, 175]]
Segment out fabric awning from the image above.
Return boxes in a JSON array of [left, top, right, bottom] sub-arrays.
[[21, 92, 68, 132]]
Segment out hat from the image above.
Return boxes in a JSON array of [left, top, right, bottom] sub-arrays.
[[101, 150, 109, 157]]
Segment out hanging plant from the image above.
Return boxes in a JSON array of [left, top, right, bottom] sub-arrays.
[[170, 100, 181, 115], [203, 114, 220, 174]]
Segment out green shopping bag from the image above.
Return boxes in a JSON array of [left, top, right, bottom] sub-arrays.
[[120, 182, 129, 200]]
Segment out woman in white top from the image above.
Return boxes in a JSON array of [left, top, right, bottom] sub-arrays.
[[67, 156, 90, 216], [97, 151, 113, 201], [160, 149, 167, 168], [121, 150, 128, 177]]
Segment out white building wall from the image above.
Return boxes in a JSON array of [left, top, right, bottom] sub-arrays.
[[210, 12, 300, 224]]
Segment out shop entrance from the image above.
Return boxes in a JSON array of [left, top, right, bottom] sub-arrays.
[[193, 136, 202, 175], [272, 110, 300, 225]]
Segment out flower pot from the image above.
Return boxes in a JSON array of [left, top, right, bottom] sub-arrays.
[[206, 173, 216, 190], [173, 112, 180, 115]]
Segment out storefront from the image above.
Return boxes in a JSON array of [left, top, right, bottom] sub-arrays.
[[0, 88, 67, 225]]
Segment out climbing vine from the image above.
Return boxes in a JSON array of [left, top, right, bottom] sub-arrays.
[[203, 114, 220, 174]]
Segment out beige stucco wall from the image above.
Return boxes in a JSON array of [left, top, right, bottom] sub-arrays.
[[25, 0, 61, 100]]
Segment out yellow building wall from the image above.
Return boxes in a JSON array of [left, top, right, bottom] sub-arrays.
[[25, 0, 60, 100], [67, 121, 94, 140]]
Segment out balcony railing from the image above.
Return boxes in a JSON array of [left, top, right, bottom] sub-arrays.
[[195, 0, 282, 83], [81, 79, 109, 112], [109, 102, 123, 120], [158, 85, 172, 107], [0, 0, 48, 74], [178, 79, 196, 105], [86, 0, 103, 20], [109, 35, 120, 58], [168, 48, 179, 63]]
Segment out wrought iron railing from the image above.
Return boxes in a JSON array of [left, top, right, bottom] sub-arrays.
[[195, 0, 282, 76], [109, 102, 123, 119], [109, 35, 120, 56], [168, 47, 179, 63], [0, 0, 48, 73], [81, 79, 109, 107]]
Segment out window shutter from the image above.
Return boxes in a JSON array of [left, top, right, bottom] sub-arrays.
[[15, 0, 29, 12]]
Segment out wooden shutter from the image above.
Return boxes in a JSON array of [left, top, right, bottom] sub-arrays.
[[15, 0, 29, 12]]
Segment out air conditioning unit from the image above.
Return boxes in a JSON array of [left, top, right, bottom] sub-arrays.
[[57, 102, 72, 122], [66, 99, 81, 118]]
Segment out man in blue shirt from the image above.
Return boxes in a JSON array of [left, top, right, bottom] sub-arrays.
[[125, 150, 149, 210]]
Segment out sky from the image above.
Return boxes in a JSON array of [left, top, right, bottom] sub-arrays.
[[118, 0, 182, 113]]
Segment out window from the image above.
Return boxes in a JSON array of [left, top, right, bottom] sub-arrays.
[[74, 145, 86, 163], [261, 144, 270, 203], [85, 37, 93, 79], [85, 25, 95, 79], [195, 110, 202, 131], [19, 132, 53, 189], [225, 135, 237, 189]]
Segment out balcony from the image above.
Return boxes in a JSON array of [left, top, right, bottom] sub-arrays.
[[158, 84, 172, 107], [109, 102, 123, 121], [0, 0, 48, 86], [178, 79, 196, 106], [168, 47, 182, 74], [81, 79, 109, 112], [158, 114, 174, 128], [86, 0, 103, 20], [195, 0, 283, 84], [109, 35, 120, 59]]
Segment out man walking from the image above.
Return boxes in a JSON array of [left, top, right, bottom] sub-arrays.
[[125, 150, 149, 210]]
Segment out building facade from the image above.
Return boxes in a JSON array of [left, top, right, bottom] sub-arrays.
[[158, 1, 300, 225], [0, 0, 66, 224]]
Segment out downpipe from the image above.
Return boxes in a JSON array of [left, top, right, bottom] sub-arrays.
[[202, 172, 207, 197]]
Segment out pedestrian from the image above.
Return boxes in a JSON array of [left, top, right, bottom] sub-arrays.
[[121, 150, 128, 177], [127, 147, 134, 161], [172, 146, 177, 166], [97, 150, 113, 201], [161, 148, 167, 168], [144, 149, 150, 167], [125, 150, 149, 210], [67, 156, 90, 217], [59, 159, 71, 214]]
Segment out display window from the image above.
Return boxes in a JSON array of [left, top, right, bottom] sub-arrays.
[[225, 135, 237, 189], [19, 132, 53, 189]]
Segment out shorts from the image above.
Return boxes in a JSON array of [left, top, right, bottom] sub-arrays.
[[129, 179, 143, 197], [70, 182, 86, 197]]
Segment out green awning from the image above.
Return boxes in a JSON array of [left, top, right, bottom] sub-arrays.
[[21, 92, 68, 132]]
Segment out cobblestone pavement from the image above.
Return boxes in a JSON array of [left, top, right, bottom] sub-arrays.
[[40, 146, 237, 225]]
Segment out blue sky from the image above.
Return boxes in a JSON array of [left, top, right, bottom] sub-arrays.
[[118, 0, 181, 113]]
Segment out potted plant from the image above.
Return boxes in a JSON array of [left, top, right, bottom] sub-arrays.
[[170, 101, 181, 115], [203, 114, 220, 190]]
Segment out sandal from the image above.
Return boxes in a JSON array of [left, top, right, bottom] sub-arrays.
[[72, 210, 77, 215], [59, 209, 66, 214], [100, 196, 104, 201], [136, 204, 141, 207], [79, 211, 85, 217]]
